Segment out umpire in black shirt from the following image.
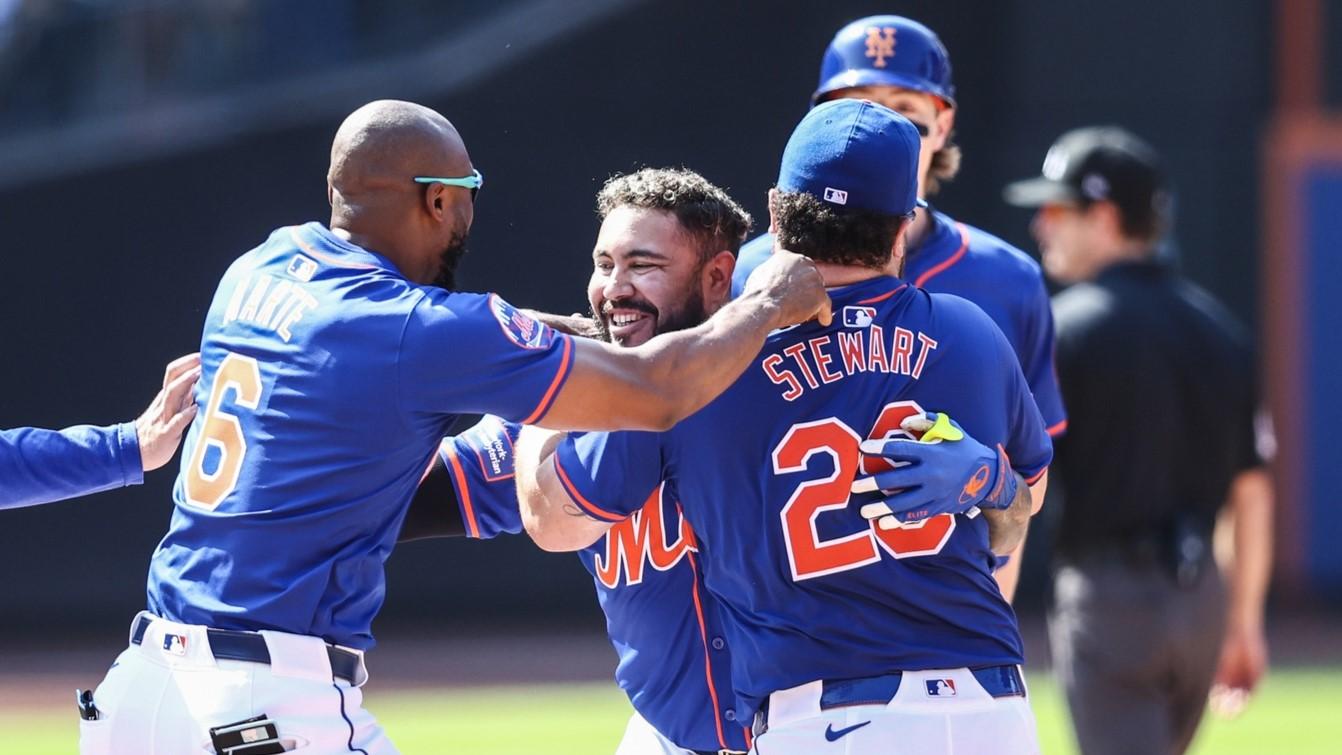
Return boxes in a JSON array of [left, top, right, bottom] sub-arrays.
[[1006, 127, 1274, 755]]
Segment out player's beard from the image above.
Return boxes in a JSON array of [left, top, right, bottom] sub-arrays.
[[431, 234, 469, 291], [591, 285, 708, 347]]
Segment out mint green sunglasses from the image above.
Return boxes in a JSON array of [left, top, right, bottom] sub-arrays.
[[414, 169, 484, 201]]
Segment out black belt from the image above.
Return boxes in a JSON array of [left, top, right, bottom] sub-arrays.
[[131, 615, 361, 686]]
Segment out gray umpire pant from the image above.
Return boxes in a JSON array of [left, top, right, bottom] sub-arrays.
[[1048, 553, 1225, 755]]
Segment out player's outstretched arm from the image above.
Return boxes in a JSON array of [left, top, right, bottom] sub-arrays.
[[514, 425, 612, 551], [1, 352, 200, 510], [536, 249, 830, 432]]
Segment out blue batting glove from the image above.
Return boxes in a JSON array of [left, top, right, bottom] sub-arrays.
[[851, 412, 1017, 529]]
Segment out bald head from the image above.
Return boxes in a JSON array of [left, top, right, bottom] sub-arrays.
[[325, 100, 477, 287], [329, 100, 470, 200]]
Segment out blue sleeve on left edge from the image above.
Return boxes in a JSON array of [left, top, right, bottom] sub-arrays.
[[0, 421, 142, 509]]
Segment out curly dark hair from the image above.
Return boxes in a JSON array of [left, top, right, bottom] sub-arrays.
[[769, 191, 908, 270], [596, 168, 753, 262]]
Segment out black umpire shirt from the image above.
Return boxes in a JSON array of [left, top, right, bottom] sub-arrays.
[[1050, 259, 1262, 561]]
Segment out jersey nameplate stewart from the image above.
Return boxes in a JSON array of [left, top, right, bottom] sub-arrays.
[[732, 209, 1067, 435]]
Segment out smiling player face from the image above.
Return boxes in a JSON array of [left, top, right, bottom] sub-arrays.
[[588, 206, 717, 348]]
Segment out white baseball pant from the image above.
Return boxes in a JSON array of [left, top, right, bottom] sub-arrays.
[[748, 667, 1040, 755], [79, 612, 396, 755]]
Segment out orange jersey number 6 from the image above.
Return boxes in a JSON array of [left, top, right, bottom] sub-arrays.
[[184, 353, 263, 510]]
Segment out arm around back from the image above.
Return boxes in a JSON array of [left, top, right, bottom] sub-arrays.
[[536, 249, 831, 432]]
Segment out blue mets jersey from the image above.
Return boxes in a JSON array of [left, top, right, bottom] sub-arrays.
[[1, 423, 141, 508], [441, 418, 749, 752], [146, 223, 573, 650], [733, 209, 1067, 436], [554, 276, 1052, 716]]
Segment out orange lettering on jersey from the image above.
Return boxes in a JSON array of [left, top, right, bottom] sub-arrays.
[[764, 325, 937, 400], [782, 343, 820, 389], [836, 331, 867, 374], [891, 327, 914, 375], [763, 353, 804, 401], [912, 333, 939, 379], [593, 484, 693, 589], [867, 324, 890, 373], [809, 336, 843, 384]]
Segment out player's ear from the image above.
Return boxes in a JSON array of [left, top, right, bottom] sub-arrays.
[[767, 188, 780, 234], [703, 250, 736, 303], [422, 182, 446, 218]]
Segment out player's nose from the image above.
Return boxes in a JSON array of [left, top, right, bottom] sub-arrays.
[[601, 272, 635, 301]]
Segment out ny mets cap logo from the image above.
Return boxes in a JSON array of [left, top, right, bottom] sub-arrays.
[[865, 26, 897, 68], [489, 294, 555, 351]]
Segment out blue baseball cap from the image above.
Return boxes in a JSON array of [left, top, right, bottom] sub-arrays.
[[812, 15, 956, 107], [777, 99, 924, 216]]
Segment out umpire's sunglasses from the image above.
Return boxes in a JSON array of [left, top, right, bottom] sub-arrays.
[[414, 169, 484, 202]]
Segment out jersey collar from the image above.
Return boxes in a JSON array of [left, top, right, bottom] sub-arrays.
[[825, 274, 909, 306], [298, 222, 405, 275], [905, 208, 970, 288]]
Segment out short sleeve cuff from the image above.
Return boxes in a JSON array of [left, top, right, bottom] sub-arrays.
[[1021, 463, 1049, 486], [440, 441, 483, 538], [552, 444, 629, 523], [519, 334, 574, 425]]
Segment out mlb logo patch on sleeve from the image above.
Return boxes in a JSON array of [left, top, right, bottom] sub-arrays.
[[489, 295, 555, 350], [842, 306, 876, 328], [925, 678, 957, 697]]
